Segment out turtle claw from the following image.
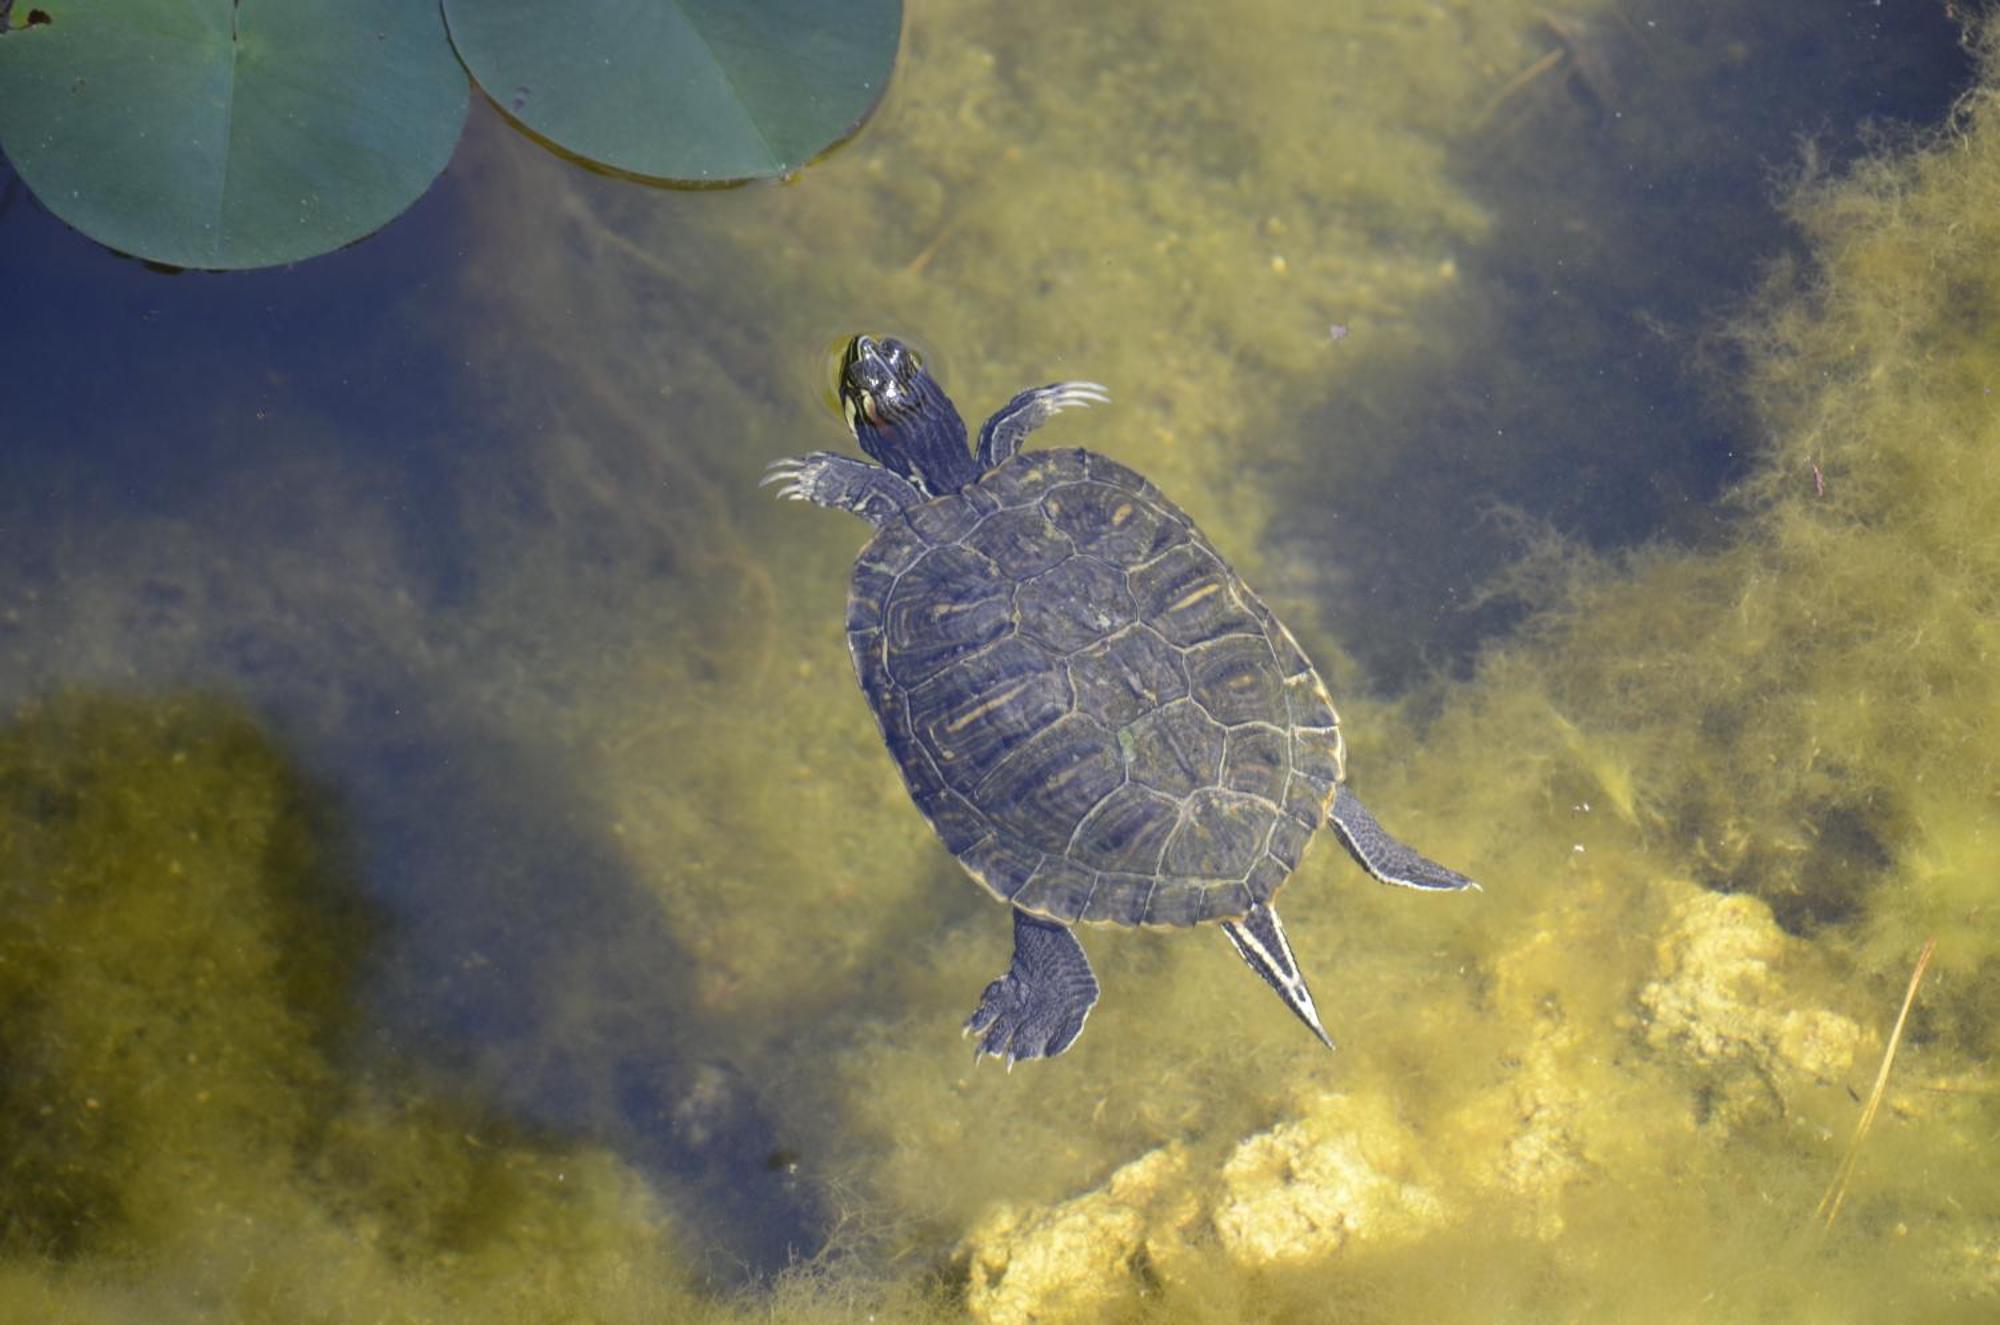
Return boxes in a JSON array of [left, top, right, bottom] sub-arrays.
[[965, 981, 1076, 1066], [976, 381, 1115, 468], [759, 459, 801, 501], [760, 453, 923, 524], [1050, 381, 1112, 412], [963, 910, 1101, 1064], [759, 458, 815, 502]]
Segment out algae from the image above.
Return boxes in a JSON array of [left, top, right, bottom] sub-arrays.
[[3, 0, 1999, 1320], [431, 0, 1997, 1311], [0, 694, 757, 1324], [0, 693, 366, 1260]]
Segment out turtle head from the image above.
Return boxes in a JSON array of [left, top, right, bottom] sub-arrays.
[[839, 335, 979, 497]]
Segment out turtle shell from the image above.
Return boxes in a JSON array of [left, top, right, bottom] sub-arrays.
[[846, 449, 1346, 927]]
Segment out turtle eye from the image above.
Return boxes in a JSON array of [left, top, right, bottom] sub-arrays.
[[879, 338, 924, 381], [838, 334, 879, 392]]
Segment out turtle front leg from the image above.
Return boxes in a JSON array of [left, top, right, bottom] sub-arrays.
[[763, 452, 921, 526], [976, 381, 1111, 469], [965, 908, 1101, 1065], [1328, 784, 1481, 893]]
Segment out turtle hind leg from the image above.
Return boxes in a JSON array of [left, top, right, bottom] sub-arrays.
[[966, 909, 1101, 1065], [975, 381, 1111, 469], [1221, 901, 1334, 1050], [1329, 784, 1481, 893]]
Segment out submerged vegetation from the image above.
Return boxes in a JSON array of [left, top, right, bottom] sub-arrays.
[[0, 696, 721, 1320], [2, 0, 1998, 1321]]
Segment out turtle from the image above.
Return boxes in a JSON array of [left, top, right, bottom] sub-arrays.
[[764, 334, 1478, 1064]]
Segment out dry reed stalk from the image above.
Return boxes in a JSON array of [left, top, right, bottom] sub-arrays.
[[1816, 936, 1937, 1230]]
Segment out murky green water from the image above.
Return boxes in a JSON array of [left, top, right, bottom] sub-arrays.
[[3, 1, 1996, 1321]]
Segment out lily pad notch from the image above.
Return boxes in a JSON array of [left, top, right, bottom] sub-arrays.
[[0, 0, 904, 269], [0, 0, 470, 270], [441, 0, 904, 183]]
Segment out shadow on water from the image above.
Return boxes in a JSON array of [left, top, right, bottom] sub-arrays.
[[329, 714, 827, 1282], [0, 176, 829, 1282], [1273, 1, 1976, 688], [0, 687, 822, 1282]]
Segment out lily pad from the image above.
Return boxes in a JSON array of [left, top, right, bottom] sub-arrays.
[[443, 0, 901, 183], [0, 0, 468, 270]]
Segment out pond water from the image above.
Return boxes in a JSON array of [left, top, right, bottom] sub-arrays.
[[3, 2, 1996, 1322]]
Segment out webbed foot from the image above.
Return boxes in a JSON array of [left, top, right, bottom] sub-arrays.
[[964, 909, 1101, 1065], [1329, 784, 1480, 893]]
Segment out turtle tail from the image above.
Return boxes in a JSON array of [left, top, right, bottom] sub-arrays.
[[1220, 902, 1333, 1050]]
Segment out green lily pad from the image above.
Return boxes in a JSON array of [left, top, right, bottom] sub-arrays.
[[0, 0, 468, 270], [442, 0, 901, 183]]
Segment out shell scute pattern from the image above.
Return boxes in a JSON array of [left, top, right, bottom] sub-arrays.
[[1266, 814, 1314, 872], [906, 637, 1070, 791], [848, 449, 1347, 927], [903, 490, 987, 543], [1147, 881, 1214, 927], [1282, 772, 1325, 831], [1068, 625, 1186, 727], [1208, 879, 1256, 918], [1081, 449, 1167, 501], [1069, 782, 1181, 873], [1127, 543, 1265, 645], [1221, 725, 1290, 801], [1185, 634, 1288, 726], [980, 713, 1126, 845], [1291, 719, 1345, 790], [959, 836, 1039, 902], [883, 697, 992, 859], [1015, 857, 1100, 919], [920, 787, 990, 856], [847, 560, 896, 634], [1161, 788, 1270, 877], [1015, 556, 1136, 653], [1265, 616, 1316, 679], [961, 505, 1071, 575], [1245, 856, 1290, 902], [881, 544, 1011, 687], [1080, 872, 1154, 924], [1283, 673, 1339, 730], [1124, 699, 1225, 798], [974, 452, 1071, 508], [1040, 480, 1180, 567]]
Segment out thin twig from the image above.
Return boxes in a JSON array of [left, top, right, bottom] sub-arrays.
[[902, 214, 964, 277], [1816, 936, 1937, 1230], [1473, 48, 1566, 130]]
